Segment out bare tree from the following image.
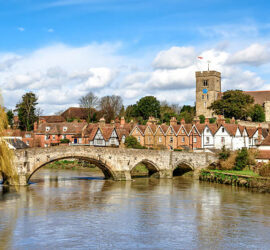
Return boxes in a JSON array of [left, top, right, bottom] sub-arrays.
[[79, 92, 99, 109], [79, 92, 99, 122], [99, 95, 123, 123], [54, 110, 64, 116], [35, 107, 44, 126]]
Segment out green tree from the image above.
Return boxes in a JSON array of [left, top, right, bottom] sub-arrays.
[[16, 92, 38, 131], [136, 96, 161, 120], [160, 101, 176, 123], [6, 110, 14, 128], [249, 104, 265, 122], [125, 104, 138, 121], [209, 90, 254, 120], [199, 115, 205, 124], [234, 148, 249, 171], [181, 105, 195, 113], [124, 136, 145, 149]]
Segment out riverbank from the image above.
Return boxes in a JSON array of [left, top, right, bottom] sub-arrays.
[[199, 169, 270, 193], [44, 160, 100, 171]]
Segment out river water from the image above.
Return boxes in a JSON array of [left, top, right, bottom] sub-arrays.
[[1, 169, 270, 250]]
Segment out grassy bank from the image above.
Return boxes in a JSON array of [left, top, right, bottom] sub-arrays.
[[200, 169, 270, 193], [45, 160, 100, 171], [131, 164, 149, 177]]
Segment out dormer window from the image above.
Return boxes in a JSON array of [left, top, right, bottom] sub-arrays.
[[222, 128, 225, 133], [63, 127, 67, 132], [46, 126, 50, 132], [203, 80, 208, 86]]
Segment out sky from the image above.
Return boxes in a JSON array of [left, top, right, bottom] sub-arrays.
[[1, 0, 270, 114]]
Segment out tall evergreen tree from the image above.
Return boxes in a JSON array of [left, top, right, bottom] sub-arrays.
[[16, 92, 38, 131]]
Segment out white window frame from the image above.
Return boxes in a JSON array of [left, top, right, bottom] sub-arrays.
[[46, 126, 50, 132]]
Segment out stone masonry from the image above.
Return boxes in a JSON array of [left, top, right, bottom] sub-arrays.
[[9, 146, 218, 185]]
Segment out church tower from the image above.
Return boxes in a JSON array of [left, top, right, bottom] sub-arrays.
[[195, 71, 221, 118]]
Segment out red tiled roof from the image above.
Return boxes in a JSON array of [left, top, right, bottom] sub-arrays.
[[257, 150, 270, 159], [100, 126, 115, 141], [40, 116, 65, 123], [160, 124, 169, 134], [222, 124, 239, 136], [172, 125, 181, 134], [36, 122, 87, 135], [246, 127, 257, 138], [61, 107, 94, 120], [196, 124, 205, 134], [244, 91, 270, 105], [260, 134, 270, 146]]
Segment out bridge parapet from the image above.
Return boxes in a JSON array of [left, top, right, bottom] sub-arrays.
[[7, 146, 218, 185]]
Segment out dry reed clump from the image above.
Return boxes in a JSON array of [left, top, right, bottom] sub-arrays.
[[219, 152, 237, 170], [257, 163, 270, 177], [0, 96, 18, 185]]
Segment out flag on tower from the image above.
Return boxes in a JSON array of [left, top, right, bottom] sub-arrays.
[[198, 56, 203, 59]]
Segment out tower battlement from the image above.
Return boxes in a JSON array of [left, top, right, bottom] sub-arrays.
[[195, 71, 221, 77]]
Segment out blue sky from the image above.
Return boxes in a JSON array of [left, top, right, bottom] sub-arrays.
[[1, 0, 270, 114]]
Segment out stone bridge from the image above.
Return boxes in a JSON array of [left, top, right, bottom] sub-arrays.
[[8, 146, 218, 185]]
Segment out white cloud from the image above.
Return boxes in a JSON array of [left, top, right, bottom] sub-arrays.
[[227, 43, 270, 66], [48, 28, 54, 33], [18, 27, 25, 32], [153, 46, 196, 69], [0, 42, 268, 114]]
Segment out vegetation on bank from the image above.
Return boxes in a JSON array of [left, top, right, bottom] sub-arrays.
[[124, 136, 147, 149], [200, 146, 270, 192], [45, 160, 99, 170]]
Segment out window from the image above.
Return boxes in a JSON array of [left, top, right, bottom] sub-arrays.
[[194, 137, 197, 143], [45, 135, 50, 140], [222, 128, 225, 133], [46, 126, 50, 132], [221, 137, 225, 143], [170, 137, 173, 143], [206, 137, 210, 144], [52, 135, 56, 140], [122, 136, 125, 143], [206, 94, 208, 100], [79, 138, 82, 144], [249, 138, 252, 144], [25, 133, 31, 138], [148, 137, 151, 143], [138, 136, 140, 142], [255, 139, 258, 145], [202, 95, 204, 100], [159, 137, 162, 143], [206, 128, 210, 133], [62, 135, 66, 139], [182, 129, 185, 133], [26, 141, 29, 146], [63, 127, 67, 132], [204, 102, 206, 108], [45, 144, 48, 147], [182, 137, 185, 143], [203, 80, 208, 86]]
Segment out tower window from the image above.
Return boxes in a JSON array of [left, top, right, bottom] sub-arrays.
[[203, 80, 208, 86], [202, 95, 204, 99]]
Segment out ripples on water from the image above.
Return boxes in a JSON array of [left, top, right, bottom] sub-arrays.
[[1, 169, 270, 250]]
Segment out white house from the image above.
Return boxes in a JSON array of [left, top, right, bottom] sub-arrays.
[[201, 124, 216, 148]]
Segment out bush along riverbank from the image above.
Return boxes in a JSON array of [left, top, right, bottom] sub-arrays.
[[199, 169, 270, 193], [199, 147, 270, 193], [45, 160, 100, 171]]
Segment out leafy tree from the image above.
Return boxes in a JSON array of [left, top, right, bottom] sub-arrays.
[[99, 95, 123, 123], [219, 146, 231, 160], [79, 92, 99, 123], [181, 105, 195, 113], [209, 117, 216, 124], [124, 136, 145, 149], [125, 104, 138, 121], [136, 96, 161, 120], [15, 92, 38, 131], [6, 110, 14, 128], [160, 101, 176, 123], [209, 90, 254, 120], [234, 148, 249, 171], [199, 115, 205, 124], [249, 104, 265, 122]]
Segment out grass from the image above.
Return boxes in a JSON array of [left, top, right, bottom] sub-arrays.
[[210, 169, 259, 177], [45, 160, 100, 171]]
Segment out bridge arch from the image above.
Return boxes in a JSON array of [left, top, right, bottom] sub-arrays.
[[173, 160, 194, 177], [130, 159, 160, 178], [27, 155, 117, 183]]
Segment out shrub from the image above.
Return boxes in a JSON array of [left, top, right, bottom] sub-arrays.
[[225, 118, 231, 124], [219, 146, 231, 160], [174, 148, 182, 152], [124, 136, 146, 149], [234, 148, 248, 171], [199, 115, 205, 124], [60, 138, 70, 144], [209, 117, 216, 124], [257, 163, 270, 177], [219, 152, 237, 170]]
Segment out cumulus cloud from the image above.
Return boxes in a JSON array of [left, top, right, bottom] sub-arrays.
[[0, 42, 268, 114], [18, 27, 25, 32], [227, 43, 270, 66], [48, 28, 54, 33], [153, 46, 196, 69]]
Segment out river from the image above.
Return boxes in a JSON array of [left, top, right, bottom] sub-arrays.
[[1, 168, 270, 249]]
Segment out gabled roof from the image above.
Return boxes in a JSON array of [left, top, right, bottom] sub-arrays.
[[260, 134, 270, 146], [160, 124, 169, 134], [116, 128, 129, 139], [4, 137, 29, 149], [246, 127, 257, 138], [61, 107, 94, 120], [188, 124, 201, 136], [40, 116, 65, 123], [100, 126, 115, 141], [262, 128, 269, 138], [218, 124, 238, 136], [36, 122, 87, 135], [130, 124, 146, 136], [204, 124, 218, 135], [196, 124, 206, 135], [176, 124, 189, 136], [257, 150, 270, 159], [244, 91, 270, 105], [183, 124, 192, 135], [171, 125, 181, 135]]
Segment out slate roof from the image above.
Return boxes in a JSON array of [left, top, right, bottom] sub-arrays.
[[4, 138, 29, 149]]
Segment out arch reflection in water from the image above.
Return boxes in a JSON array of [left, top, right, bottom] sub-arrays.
[[173, 161, 194, 177], [130, 160, 160, 178]]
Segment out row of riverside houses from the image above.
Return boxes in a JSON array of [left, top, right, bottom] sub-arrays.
[[130, 116, 269, 151], [6, 106, 268, 150]]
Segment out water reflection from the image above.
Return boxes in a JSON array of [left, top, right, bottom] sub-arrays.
[[0, 169, 270, 249]]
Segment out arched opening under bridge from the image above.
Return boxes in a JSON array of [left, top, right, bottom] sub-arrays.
[[27, 156, 116, 184], [130, 160, 160, 179], [173, 161, 194, 177]]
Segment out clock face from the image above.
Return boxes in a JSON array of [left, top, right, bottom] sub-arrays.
[[202, 89, 208, 94]]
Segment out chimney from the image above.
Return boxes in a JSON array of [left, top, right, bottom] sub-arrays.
[[120, 117, 125, 126], [258, 124, 262, 143], [170, 117, 177, 126], [111, 120, 115, 126], [99, 117, 106, 127], [217, 115, 225, 125], [34, 122, 38, 131], [180, 118, 185, 125], [231, 117, 235, 124]]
